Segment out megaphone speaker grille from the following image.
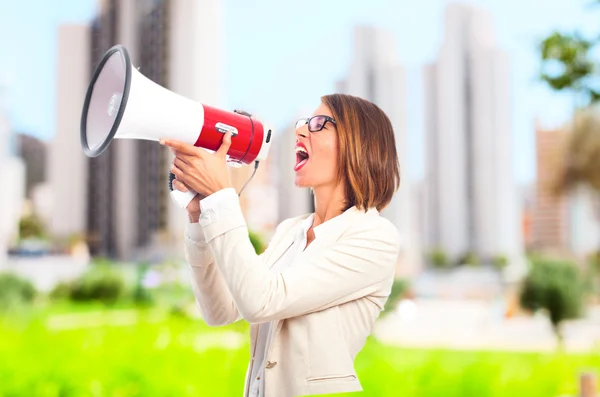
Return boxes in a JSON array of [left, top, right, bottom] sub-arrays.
[[80, 45, 132, 157]]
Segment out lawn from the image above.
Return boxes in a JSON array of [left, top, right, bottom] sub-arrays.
[[1, 304, 599, 397]]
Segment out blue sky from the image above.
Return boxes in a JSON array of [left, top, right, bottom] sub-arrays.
[[0, 0, 598, 183]]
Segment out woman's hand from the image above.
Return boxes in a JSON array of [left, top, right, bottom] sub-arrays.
[[160, 132, 234, 199]]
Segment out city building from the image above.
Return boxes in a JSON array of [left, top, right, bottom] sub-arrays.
[[0, 85, 25, 267], [531, 124, 569, 251], [276, 119, 314, 224], [79, 0, 222, 261], [336, 25, 422, 276], [48, 24, 90, 245], [164, 0, 223, 256], [15, 133, 47, 198], [423, 3, 523, 265], [532, 122, 600, 257], [567, 187, 600, 256]]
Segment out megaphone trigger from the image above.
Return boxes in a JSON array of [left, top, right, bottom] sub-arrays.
[[215, 122, 238, 137]]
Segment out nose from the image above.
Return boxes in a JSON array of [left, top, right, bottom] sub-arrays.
[[295, 126, 308, 139]]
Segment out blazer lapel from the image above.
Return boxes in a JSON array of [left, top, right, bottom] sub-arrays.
[[263, 221, 299, 269], [265, 207, 374, 356]]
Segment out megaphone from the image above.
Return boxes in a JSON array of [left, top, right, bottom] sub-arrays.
[[80, 44, 273, 208]]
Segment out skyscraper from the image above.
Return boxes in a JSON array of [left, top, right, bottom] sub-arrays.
[[532, 122, 600, 257], [83, 0, 223, 261], [531, 123, 569, 251], [49, 24, 90, 243], [0, 85, 25, 267], [16, 133, 47, 198], [165, 0, 223, 251], [85, 0, 138, 259], [276, 119, 314, 223], [423, 3, 522, 264], [337, 25, 422, 276]]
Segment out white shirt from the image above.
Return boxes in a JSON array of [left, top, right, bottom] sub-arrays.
[[248, 213, 314, 397], [197, 188, 314, 397]]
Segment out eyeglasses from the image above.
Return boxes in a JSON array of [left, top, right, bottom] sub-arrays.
[[295, 115, 336, 132]]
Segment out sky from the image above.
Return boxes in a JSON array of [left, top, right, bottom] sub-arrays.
[[0, 0, 598, 184]]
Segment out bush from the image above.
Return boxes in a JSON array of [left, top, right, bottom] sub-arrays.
[[427, 248, 450, 269], [492, 254, 508, 270], [519, 258, 584, 347], [0, 272, 36, 310], [382, 278, 410, 315], [18, 213, 47, 240], [51, 263, 126, 305], [249, 230, 266, 254], [457, 251, 480, 267]]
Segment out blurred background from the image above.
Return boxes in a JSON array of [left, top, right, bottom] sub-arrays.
[[1, 0, 600, 396]]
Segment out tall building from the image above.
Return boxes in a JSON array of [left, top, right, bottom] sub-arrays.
[[83, 0, 222, 261], [276, 120, 314, 223], [567, 187, 600, 256], [85, 0, 137, 259], [0, 85, 25, 267], [165, 0, 223, 252], [423, 3, 522, 264], [337, 25, 422, 276], [532, 122, 600, 256], [16, 133, 47, 198], [49, 24, 90, 243], [531, 124, 569, 251]]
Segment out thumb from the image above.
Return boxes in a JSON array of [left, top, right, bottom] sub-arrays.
[[217, 132, 232, 157]]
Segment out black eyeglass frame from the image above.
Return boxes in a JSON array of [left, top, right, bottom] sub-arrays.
[[295, 115, 337, 132]]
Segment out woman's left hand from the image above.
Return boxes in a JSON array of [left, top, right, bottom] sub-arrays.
[[160, 132, 233, 198]]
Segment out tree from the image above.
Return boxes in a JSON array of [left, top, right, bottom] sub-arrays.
[[539, 31, 599, 106], [538, 16, 600, 258], [519, 258, 584, 349]]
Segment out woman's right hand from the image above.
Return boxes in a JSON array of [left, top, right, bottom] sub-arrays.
[[172, 178, 203, 222]]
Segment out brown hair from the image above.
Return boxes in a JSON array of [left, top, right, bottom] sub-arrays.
[[321, 93, 400, 212]]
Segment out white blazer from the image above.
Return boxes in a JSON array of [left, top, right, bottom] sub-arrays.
[[185, 192, 401, 397]]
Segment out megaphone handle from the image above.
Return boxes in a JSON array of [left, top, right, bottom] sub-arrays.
[[168, 171, 198, 209]]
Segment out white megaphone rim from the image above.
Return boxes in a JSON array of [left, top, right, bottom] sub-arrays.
[[80, 44, 132, 158]]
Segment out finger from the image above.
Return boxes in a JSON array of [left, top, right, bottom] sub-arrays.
[[216, 132, 232, 157], [171, 163, 186, 180], [173, 179, 189, 192], [173, 150, 200, 165], [160, 139, 198, 155], [173, 157, 188, 170]]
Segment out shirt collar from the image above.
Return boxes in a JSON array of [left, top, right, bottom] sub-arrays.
[[300, 213, 315, 234]]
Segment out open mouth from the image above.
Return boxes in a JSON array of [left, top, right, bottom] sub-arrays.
[[295, 145, 309, 171]]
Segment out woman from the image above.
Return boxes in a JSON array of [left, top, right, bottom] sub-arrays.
[[161, 93, 401, 397]]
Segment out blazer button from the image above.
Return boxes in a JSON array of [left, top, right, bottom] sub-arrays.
[[266, 361, 277, 369]]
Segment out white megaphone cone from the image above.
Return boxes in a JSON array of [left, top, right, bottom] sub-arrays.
[[80, 44, 274, 209]]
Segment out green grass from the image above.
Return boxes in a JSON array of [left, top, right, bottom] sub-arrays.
[[0, 305, 599, 397]]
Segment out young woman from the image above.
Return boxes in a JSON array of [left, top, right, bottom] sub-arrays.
[[162, 93, 401, 397]]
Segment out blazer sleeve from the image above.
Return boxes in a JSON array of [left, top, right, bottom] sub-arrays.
[[185, 189, 294, 326], [199, 189, 401, 324], [185, 221, 242, 326]]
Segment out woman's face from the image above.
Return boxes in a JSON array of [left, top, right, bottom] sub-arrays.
[[294, 103, 338, 188]]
